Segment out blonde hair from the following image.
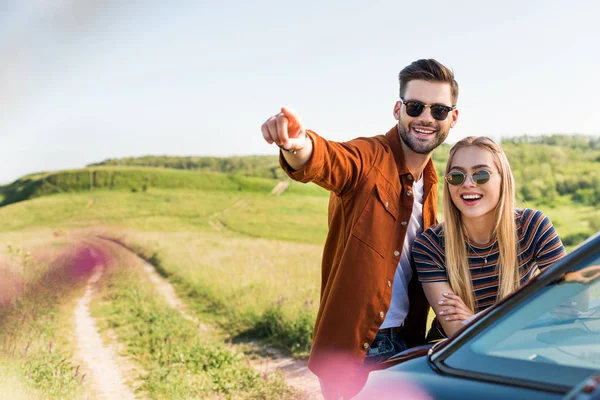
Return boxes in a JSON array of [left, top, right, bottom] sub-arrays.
[[443, 136, 519, 312]]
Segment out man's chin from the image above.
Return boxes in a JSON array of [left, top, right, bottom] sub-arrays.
[[413, 146, 435, 155], [398, 125, 447, 154], [403, 138, 438, 154]]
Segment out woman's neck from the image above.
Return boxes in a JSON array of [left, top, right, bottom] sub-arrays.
[[462, 213, 495, 244]]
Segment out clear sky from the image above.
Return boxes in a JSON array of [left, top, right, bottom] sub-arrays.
[[1, 0, 599, 184]]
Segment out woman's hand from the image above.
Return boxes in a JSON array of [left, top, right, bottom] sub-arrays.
[[422, 283, 475, 337], [438, 293, 474, 322]]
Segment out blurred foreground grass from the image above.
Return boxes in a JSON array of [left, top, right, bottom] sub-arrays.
[[0, 237, 94, 399]]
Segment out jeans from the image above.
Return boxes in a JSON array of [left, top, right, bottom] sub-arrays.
[[317, 327, 409, 399], [363, 326, 408, 366]]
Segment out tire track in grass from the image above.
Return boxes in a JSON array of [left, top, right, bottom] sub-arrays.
[[97, 235, 322, 398], [270, 181, 289, 195], [74, 265, 136, 400], [140, 260, 211, 332], [242, 343, 323, 400], [138, 253, 322, 399], [208, 199, 247, 232]]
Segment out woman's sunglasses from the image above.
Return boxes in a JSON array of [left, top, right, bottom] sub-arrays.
[[445, 170, 496, 186], [401, 100, 456, 121]]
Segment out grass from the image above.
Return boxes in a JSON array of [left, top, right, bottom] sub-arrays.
[[214, 193, 329, 244], [0, 189, 330, 244], [0, 363, 43, 400], [0, 188, 327, 357], [90, 243, 299, 399], [538, 204, 600, 244], [0, 190, 238, 233], [125, 231, 322, 357], [0, 173, 597, 370], [0, 239, 96, 399], [0, 148, 596, 400], [0, 166, 326, 208], [0, 183, 597, 361]]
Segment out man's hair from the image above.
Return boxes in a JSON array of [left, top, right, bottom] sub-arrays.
[[399, 59, 459, 105]]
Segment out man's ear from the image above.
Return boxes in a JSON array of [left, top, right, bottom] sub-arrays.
[[450, 109, 459, 128], [393, 101, 401, 120]]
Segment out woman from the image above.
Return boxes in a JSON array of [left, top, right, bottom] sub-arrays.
[[413, 136, 566, 338]]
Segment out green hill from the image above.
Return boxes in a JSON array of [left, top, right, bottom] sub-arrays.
[[0, 139, 598, 368], [89, 135, 600, 208], [0, 166, 327, 208], [2, 134, 599, 211], [1, 134, 597, 396], [89, 155, 287, 180]]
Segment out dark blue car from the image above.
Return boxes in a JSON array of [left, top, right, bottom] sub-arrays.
[[357, 232, 600, 400]]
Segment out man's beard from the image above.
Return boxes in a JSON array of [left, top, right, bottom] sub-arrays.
[[397, 120, 448, 154]]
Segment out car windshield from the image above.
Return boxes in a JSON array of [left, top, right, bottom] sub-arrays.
[[443, 252, 600, 389]]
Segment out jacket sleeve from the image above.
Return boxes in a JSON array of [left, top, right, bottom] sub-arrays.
[[279, 130, 381, 196]]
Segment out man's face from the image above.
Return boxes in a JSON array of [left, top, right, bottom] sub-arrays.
[[393, 80, 458, 154]]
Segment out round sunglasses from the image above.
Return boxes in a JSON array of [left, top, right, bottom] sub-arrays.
[[401, 99, 456, 121], [445, 170, 497, 186]]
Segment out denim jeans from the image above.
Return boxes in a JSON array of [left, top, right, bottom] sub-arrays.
[[317, 327, 409, 399], [363, 326, 408, 366]]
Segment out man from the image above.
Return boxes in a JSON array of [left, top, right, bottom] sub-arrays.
[[261, 59, 459, 399]]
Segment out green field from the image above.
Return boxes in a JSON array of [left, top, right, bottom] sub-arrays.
[[0, 175, 330, 397], [0, 140, 598, 398]]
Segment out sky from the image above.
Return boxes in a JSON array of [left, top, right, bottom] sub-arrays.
[[1, 0, 599, 184]]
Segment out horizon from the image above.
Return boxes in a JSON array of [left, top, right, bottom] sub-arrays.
[[2, 131, 597, 185], [1, 1, 599, 184]]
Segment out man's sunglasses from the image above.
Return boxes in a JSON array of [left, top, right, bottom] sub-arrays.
[[401, 100, 456, 121], [445, 170, 496, 186]]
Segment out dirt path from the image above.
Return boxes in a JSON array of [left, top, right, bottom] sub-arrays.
[[208, 199, 247, 232], [246, 345, 322, 399], [74, 266, 136, 400], [140, 257, 322, 399], [270, 181, 289, 195], [141, 261, 211, 332], [93, 235, 322, 398]]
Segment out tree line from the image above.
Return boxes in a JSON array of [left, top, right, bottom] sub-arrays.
[[91, 134, 600, 208]]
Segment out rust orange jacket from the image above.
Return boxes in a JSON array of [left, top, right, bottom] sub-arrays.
[[280, 125, 439, 398]]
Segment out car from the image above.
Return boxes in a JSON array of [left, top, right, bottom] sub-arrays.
[[356, 232, 600, 400]]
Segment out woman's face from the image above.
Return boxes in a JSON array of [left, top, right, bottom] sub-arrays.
[[447, 146, 502, 223]]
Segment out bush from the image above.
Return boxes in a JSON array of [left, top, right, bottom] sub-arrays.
[[250, 302, 314, 356], [562, 231, 592, 246], [573, 188, 598, 206], [589, 215, 600, 233]]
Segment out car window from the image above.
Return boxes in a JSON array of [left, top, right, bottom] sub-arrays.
[[444, 254, 600, 389]]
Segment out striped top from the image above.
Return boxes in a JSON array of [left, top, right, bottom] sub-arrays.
[[413, 208, 566, 312]]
